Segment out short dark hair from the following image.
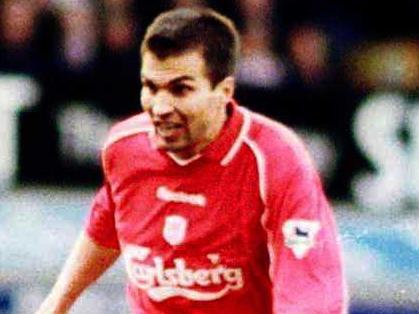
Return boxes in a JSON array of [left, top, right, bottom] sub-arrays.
[[141, 7, 240, 87]]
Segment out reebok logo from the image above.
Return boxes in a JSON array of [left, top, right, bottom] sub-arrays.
[[156, 186, 207, 207]]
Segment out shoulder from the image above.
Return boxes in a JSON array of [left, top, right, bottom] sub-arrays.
[[239, 107, 317, 205], [103, 112, 152, 151], [240, 107, 312, 169]]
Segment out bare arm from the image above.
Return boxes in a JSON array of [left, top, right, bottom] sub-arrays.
[[35, 232, 120, 314]]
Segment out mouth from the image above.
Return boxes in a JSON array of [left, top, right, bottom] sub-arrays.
[[154, 121, 185, 139]]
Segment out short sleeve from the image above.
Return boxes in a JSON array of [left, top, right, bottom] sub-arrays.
[[85, 184, 120, 250], [266, 157, 347, 314]]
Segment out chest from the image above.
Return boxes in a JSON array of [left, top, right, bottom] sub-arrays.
[[107, 150, 265, 257]]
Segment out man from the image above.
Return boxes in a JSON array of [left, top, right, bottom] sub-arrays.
[[36, 7, 347, 314]]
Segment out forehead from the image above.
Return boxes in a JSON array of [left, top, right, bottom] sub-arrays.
[[141, 50, 208, 84]]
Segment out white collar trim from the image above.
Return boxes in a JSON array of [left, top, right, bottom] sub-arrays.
[[220, 107, 251, 166], [167, 152, 202, 166], [147, 106, 250, 167]]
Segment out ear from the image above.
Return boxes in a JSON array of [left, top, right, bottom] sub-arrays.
[[215, 76, 235, 104]]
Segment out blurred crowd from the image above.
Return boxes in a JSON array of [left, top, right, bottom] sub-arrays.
[[1, 0, 418, 200]]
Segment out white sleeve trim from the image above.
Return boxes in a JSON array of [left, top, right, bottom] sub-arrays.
[[103, 127, 152, 151]]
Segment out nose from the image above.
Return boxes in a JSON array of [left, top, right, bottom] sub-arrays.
[[150, 98, 174, 117]]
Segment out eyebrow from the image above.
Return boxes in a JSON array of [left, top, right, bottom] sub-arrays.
[[141, 75, 195, 87]]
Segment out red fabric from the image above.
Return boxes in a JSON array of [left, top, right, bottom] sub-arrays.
[[86, 184, 120, 250], [86, 103, 347, 314]]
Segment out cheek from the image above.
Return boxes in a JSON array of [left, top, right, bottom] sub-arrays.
[[189, 99, 214, 131], [177, 93, 214, 126]]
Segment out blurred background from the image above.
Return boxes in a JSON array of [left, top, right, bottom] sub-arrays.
[[0, 0, 418, 313]]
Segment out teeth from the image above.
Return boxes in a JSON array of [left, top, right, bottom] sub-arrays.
[[157, 123, 181, 129], [156, 124, 183, 136], [159, 125, 178, 131]]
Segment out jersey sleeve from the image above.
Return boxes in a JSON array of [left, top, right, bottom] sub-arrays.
[[85, 183, 120, 250], [265, 149, 347, 314]]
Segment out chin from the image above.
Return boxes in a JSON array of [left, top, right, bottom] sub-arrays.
[[155, 135, 194, 154], [159, 141, 188, 152]]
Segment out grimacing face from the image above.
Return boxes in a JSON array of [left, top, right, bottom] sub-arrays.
[[141, 50, 234, 159]]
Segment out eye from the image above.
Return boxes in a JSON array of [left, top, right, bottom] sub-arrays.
[[171, 84, 193, 97], [142, 81, 157, 94]]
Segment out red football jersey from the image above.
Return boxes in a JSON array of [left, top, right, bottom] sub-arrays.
[[86, 102, 347, 314]]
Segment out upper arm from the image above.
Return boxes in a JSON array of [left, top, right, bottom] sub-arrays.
[[73, 231, 121, 273], [261, 137, 346, 313]]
